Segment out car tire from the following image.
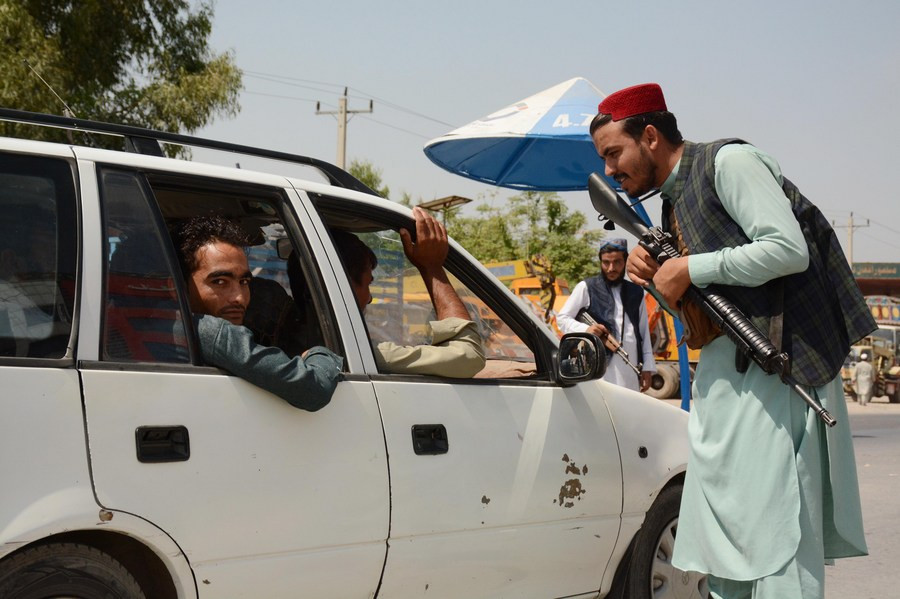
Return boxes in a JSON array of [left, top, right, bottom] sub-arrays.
[[0, 542, 146, 599], [645, 363, 679, 399], [625, 483, 708, 599]]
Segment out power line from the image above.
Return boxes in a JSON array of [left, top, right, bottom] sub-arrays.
[[859, 231, 900, 252], [244, 70, 344, 91], [244, 90, 323, 104], [243, 69, 455, 128], [244, 72, 342, 97], [347, 87, 455, 128], [243, 87, 435, 139], [357, 115, 430, 140], [827, 209, 900, 237], [871, 220, 900, 237]]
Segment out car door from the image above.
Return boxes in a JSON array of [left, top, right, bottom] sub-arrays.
[[75, 157, 390, 598], [0, 147, 94, 549], [309, 197, 623, 599]]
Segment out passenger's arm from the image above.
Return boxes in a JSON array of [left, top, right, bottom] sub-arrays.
[[374, 317, 485, 377], [195, 315, 342, 411]]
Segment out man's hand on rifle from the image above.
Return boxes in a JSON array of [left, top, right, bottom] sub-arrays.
[[627, 246, 692, 308], [639, 371, 652, 392], [587, 323, 624, 354], [626, 245, 659, 287]]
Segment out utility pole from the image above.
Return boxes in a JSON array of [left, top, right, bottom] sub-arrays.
[[832, 212, 870, 266], [315, 87, 372, 169]]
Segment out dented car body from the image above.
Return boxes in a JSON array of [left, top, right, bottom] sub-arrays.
[[0, 110, 692, 599]]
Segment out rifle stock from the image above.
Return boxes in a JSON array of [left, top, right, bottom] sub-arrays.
[[587, 173, 837, 427]]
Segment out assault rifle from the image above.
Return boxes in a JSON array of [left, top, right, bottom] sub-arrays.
[[575, 310, 641, 376], [587, 173, 837, 427]]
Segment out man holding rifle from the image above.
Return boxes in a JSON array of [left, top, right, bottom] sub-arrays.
[[589, 83, 874, 599], [557, 237, 656, 392]]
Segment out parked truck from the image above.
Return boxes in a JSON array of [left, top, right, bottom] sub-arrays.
[[842, 295, 900, 403], [642, 295, 701, 399]]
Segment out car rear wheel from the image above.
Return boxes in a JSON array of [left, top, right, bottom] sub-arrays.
[[626, 483, 708, 599], [0, 542, 146, 599]]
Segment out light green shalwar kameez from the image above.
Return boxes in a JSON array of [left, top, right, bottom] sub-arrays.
[[660, 145, 867, 598]]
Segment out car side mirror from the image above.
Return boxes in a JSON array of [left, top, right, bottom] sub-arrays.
[[557, 333, 607, 385]]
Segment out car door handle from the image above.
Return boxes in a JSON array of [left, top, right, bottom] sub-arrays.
[[411, 424, 449, 455], [135, 426, 190, 463]]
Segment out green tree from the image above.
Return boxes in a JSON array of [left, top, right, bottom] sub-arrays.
[[0, 0, 241, 140], [448, 191, 604, 285], [348, 159, 390, 199], [446, 200, 517, 262], [349, 159, 418, 207]]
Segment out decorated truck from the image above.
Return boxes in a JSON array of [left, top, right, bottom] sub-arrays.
[[842, 296, 900, 403]]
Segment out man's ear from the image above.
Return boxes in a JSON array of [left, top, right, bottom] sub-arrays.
[[643, 124, 659, 150]]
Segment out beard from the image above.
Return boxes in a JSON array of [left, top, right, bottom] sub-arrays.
[[620, 145, 659, 199], [604, 270, 625, 286]]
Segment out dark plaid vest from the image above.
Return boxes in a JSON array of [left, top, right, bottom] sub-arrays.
[[662, 139, 875, 386], [585, 275, 645, 361]]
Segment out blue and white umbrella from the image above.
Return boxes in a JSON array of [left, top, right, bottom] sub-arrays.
[[424, 78, 692, 406], [424, 77, 609, 191]]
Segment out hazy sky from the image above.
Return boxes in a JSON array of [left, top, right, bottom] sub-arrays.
[[197, 0, 900, 264]]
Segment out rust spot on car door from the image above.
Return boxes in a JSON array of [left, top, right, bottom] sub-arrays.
[[556, 454, 588, 507]]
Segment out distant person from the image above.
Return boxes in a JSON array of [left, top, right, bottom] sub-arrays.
[[333, 206, 485, 377], [595, 82, 874, 599], [852, 352, 875, 406], [557, 238, 656, 392], [171, 215, 342, 411]]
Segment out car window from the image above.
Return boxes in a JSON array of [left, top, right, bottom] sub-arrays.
[[99, 168, 332, 364], [99, 169, 191, 363], [0, 153, 77, 359], [332, 224, 538, 379]]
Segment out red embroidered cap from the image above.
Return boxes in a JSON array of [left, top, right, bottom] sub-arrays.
[[598, 83, 667, 121]]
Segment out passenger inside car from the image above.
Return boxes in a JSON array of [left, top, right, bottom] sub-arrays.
[[243, 249, 324, 358], [169, 215, 343, 411], [331, 206, 485, 378]]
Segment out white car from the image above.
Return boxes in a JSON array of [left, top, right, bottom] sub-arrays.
[[0, 109, 699, 599]]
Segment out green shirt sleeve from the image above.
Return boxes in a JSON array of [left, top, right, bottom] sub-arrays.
[[374, 317, 486, 377], [196, 315, 343, 411], [687, 144, 809, 288]]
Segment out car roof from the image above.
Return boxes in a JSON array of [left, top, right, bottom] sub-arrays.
[[0, 107, 377, 196]]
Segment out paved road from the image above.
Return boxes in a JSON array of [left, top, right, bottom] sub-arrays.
[[664, 394, 899, 597], [826, 395, 900, 598]]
